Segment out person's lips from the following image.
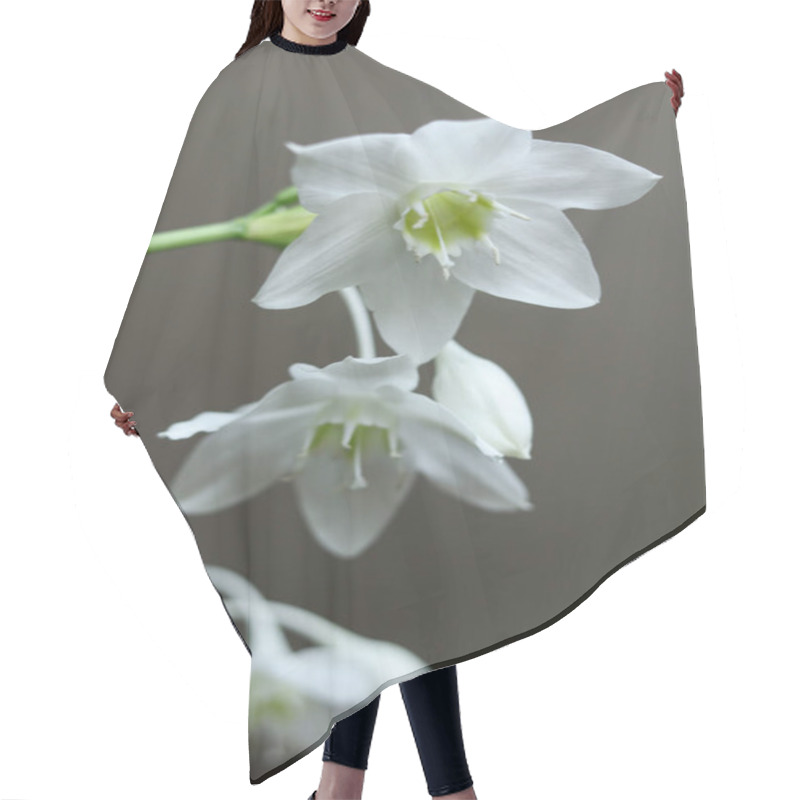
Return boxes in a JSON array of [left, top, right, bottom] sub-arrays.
[[308, 9, 335, 21]]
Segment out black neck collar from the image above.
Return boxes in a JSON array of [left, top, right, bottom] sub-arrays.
[[270, 31, 349, 55]]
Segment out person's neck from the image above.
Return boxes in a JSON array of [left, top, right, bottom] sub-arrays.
[[280, 20, 338, 47]]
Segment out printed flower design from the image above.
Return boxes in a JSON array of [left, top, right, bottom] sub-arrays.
[[252, 117, 662, 364], [158, 354, 532, 558], [205, 566, 430, 770], [432, 340, 533, 459]]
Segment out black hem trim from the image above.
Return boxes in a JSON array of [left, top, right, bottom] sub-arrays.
[[270, 31, 348, 55], [249, 503, 707, 785], [430, 777, 476, 796]]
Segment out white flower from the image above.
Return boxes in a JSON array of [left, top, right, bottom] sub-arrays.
[[432, 340, 533, 459], [252, 117, 662, 364], [204, 565, 431, 771], [158, 354, 532, 558]]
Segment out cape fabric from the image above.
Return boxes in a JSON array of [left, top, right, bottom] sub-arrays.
[[104, 32, 705, 785]]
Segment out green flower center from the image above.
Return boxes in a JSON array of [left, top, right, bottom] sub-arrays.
[[393, 188, 530, 278], [302, 421, 401, 491]]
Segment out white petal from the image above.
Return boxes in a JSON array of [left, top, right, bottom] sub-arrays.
[[377, 385, 502, 460], [261, 644, 382, 706], [484, 138, 663, 210], [252, 192, 398, 310], [156, 401, 260, 440], [359, 255, 477, 366], [396, 118, 534, 187], [169, 381, 332, 515], [314, 354, 420, 393], [398, 412, 532, 512], [451, 199, 601, 308], [286, 133, 414, 211], [287, 362, 326, 381], [293, 426, 417, 558]]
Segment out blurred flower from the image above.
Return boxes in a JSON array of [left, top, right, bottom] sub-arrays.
[[158, 354, 531, 558], [204, 565, 431, 775]]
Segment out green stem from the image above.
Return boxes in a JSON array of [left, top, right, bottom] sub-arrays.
[[147, 185, 301, 253], [338, 287, 376, 359], [148, 218, 247, 252]]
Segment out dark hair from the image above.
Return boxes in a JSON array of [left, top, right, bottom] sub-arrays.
[[236, 1, 371, 59]]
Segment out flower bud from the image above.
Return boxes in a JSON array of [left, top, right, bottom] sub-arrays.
[[432, 340, 532, 459]]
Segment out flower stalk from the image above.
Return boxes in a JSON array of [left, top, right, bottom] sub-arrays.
[[147, 185, 314, 252]]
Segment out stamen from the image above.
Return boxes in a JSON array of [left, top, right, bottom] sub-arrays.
[[429, 205, 456, 268], [294, 427, 316, 462], [411, 199, 428, 229], [394, 187, 522, 269], [480, 233, 501, 264], [349, 434, 367, 490], [387, 425, 401, 458], [490, 198, 531, 220], [341, 418, 357, 449]]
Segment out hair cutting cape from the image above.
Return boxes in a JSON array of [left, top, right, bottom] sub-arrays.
[[104, 33, 705, 785]]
